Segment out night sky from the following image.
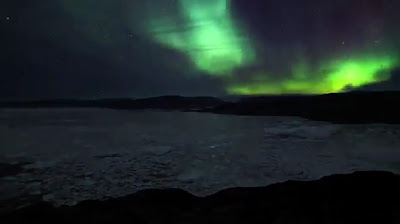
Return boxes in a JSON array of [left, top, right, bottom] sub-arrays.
[[1, 0, 400, 99]]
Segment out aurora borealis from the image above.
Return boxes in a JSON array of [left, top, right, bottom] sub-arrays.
[[147, 0, 254, 75], [2, 0, 400, 98], [141, 0, 399, 95], [227, 55, 399, 94]]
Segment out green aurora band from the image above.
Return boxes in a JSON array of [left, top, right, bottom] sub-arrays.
[[227, 55, 399, 95], [147, 0, 254, 75], [143, 0, 400, 95]]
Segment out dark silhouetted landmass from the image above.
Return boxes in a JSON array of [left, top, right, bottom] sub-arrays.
[[1, 171, 399, 223], [0, 163, 30, 178], [0, 96, 223, 111], [209, 91, 400, 124], [1, 92, 400, 123], [105, 96, 223, 110], [352, 69, 400, 92]]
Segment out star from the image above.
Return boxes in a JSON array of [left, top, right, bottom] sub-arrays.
[[6, 17, 10, 20]]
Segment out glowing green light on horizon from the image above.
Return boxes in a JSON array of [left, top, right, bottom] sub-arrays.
[[147, 0, 254, 75], [326, 58, 395, 91], [227, 56, 399, 95]]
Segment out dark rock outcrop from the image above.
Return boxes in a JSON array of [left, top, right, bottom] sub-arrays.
[[0, 163, 31, 178], [1, 171, 400, 224]]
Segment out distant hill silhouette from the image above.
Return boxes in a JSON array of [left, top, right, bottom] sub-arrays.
[[0, 96, 223, 111], [1, 92, 400, 124], [352, 69, 400, 91], [209, 91, 400, 124], [105, 96, 223, 110]]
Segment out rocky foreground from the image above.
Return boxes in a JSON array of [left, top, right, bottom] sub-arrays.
[[1, 171, 399, 224]]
